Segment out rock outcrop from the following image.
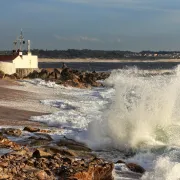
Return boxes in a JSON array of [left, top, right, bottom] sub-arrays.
[[0, 66, 110, 88], [0, 127, 114, 180], [24, 68, 110, 88]]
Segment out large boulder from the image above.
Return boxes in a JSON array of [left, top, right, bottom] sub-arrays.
[[23, 126, 40, 133], [97, 72, 110, 80], [27, 70, 39, 79], [57, 138, 92, 152], [4, 73, 20, 80], [126, 163, 145, 174], [1, 128, 22, 137], [38, 69, 49, 79], [65, 158, 114, 180], [83, 73, 102, 87], [61, 68, 74, 81]]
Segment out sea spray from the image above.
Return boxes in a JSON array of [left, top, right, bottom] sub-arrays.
[[87, 67, 180, 149]]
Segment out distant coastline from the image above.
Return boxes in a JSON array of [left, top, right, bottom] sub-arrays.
[[39, 58, 180, 63]]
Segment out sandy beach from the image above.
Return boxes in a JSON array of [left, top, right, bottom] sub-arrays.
[[39, 58, 180, 63], [0, 79, 56, 127]]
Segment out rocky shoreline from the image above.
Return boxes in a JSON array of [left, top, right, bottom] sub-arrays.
[[0, 68, 146, 179], [0, 67, 110, 89], [0, 127, 145, 180]]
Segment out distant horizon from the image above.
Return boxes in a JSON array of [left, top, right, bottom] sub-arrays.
[[1, 48, 180, 53]]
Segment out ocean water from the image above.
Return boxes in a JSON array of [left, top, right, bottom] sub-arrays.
[[39, 61, 180, 71], [9, 65, 180, 179]]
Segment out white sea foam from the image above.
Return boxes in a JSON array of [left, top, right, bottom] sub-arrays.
[[89, 68, 180, 149], [142, 155, 180, 180]]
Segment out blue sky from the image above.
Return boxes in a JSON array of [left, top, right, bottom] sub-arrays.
[[1, 0, 180, 51]]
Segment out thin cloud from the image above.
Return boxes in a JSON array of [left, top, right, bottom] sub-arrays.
[[117, 38, 121, 43], [55, 0, 180, 13], [79, 36, 102, 42], [54, 35, 103, 43]]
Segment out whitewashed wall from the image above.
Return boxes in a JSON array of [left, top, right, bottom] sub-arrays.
[[0, 62, 16, 74], [13, 53, 38, 69]]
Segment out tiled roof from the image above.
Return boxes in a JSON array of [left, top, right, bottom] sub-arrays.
[[0, 55, 18, 62]]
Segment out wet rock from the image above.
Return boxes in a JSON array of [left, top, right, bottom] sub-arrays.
[[32, 149, 52, 158], [10, 149, 30, 157], [0, 127, 114, 180], [40, 129, 51, 133], [45, 146, 77, 157], [48, 68, 61, 80], [27, 70, 39, 79], [0, 161, 8, 167], [23, 126, 40, 133], [29, 138, 51, 147], [2, 128, 22, 137], [35, 170, 49, 180], [116, 159, 125, 164], [62, 158, 114, 180], [0, 142, 113, 180], [63, 79, 87, 89], [39, 69, 49, 79], [47, 71, 56, 80], [57, 138, 92, 152], [4, 74, 17, 80], [61, 68, 74, 81], [126, 163, 145, 174], [0, 136, 21, 150], [12, 73, 21, 79], [26, 133, 53, 147], [23, 68, 110, 88], [0, 173, 10, 179], [34, 133, 53, 141]]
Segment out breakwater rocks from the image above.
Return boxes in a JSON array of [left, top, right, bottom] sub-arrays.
[[0, 127, 146, 180], [0, 68, 110, 88]]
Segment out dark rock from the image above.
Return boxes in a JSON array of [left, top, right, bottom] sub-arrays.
[[57, 138, 92, 152], [23, 126, 40, 133], [32, 149, 52, 158], [45, 146, 77, 157], [40, 129, 51, 133], [2, 128, 22, 137], [34, 133, 53, 141], [27, 70, 39, 79], [12, 73, 21, 79], [63, 158, 114, 180], [0, 136, 21, 150], [116, 159, 125, 164], [126, 163, 145, 174], [4, 74, 17, 80], [35, 170, 49, 180], [0, 133, 113, 180], [39, 69, 49, 79], [0, 70, 5, 79], [22, 68, 110, 89], [0, 173, 10, 179], [61, 68, 74, 81], [29, 138, 51, 147], [47, 71, 56, 80]]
